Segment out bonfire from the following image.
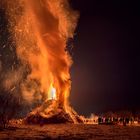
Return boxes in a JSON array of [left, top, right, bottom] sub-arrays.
[[4, 0, 83, 124]]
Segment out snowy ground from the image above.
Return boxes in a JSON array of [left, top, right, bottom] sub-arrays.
[[0, 124, 140, 139]]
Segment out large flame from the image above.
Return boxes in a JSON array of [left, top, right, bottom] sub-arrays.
[[5, 0, 78, 113]]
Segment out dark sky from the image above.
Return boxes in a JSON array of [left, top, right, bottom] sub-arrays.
[[70, 0, 140, 116]]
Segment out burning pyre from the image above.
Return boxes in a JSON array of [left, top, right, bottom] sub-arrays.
[[2, 0, 83, 123]]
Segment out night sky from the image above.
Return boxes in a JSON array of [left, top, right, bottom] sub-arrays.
[[70, 0, 140, 115]]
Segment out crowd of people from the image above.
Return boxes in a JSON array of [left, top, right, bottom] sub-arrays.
[[97, 117, 139, 125], [84, 112, 140, 125]]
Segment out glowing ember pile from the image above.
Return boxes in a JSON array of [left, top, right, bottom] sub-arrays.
[[26, 100, 83, 124], [4, 0, 83, 123]]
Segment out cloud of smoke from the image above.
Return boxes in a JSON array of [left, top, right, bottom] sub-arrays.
[[3, 67, 23, 90]]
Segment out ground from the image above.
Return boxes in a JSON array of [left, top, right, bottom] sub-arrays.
[[0, 124, 140, 140]]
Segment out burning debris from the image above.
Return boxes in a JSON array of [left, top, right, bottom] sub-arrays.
[[25, 99, 83, 124], [25, 82, 83, 124], [2, 0, 83, 124]]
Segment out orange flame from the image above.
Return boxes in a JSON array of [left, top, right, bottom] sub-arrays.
[[6, 0, 78, 110]]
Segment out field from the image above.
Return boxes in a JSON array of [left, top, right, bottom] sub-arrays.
[[0, 124, 140, 140]]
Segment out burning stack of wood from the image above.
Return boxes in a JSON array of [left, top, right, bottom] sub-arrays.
[[25, 99, 83, 124]]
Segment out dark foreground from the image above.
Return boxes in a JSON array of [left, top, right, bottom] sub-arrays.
[[0, 124, 140, 140]]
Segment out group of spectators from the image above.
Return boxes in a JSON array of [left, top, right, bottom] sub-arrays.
[[84, 112, 140, 125], [98, 117, 139, 125]]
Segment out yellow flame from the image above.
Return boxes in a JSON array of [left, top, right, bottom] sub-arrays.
[[48, 83, 57, 100]]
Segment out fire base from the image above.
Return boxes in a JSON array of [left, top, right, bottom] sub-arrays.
[[25, 100, 83, 124]]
